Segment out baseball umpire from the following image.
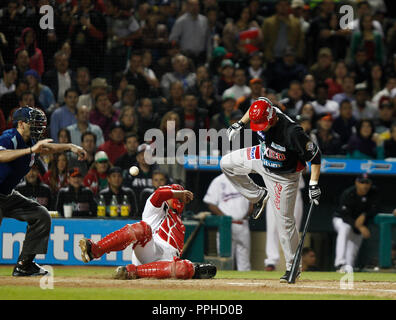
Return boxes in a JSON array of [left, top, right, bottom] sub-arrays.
[[0, 106, 87, 276], [221, 97, 322, 282]]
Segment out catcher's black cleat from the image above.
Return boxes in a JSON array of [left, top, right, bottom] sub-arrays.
[[12, 261, 49, 277], [79, 238, 95, 263], [280, 270, 301, 283], [252, 188, 269, 220], [192, 263, 217, 279]]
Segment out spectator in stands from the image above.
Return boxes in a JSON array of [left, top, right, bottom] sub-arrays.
[[75, 66, 91, 96], [42, 51, 75, 105], [15, 49, 30, 82], [99, 166, 138, 218], [238, 78, 265, 113], [309, 47, 335, 84], [68, 0, 107, 77], [24, 69, 55, 112], [161, 81, 184, 115], [279, 80, 304, 118], [169, 0, 210, 65], [223, 68, 251, 100], [367, 64, 386, 98], [68, 131, 98, 177], [216, 59, 235, 98], [266, 46, 307, 93], [332, 75, 356, 105], [347, 119, 384, 159], [15, 27, 44, 76], [349, 48, 371, 84], [136, 98, 160, 142], [197, 79, 218, 117], [105, 0, 141, 75], [56, 167, 97, 218], [298, 102, 317, 127], [57, 128, 71, 145], [333, 173, 379, 271], [138, 170, 168, 215], [160, 54, 196, 99], [310, 113, 343, 156], [384, 122, 396, 158], [350, 14, 385, 66], [261, 0, 304, 63], [16, 164, 52, 210], [174, 93, 209, 135], [114, 133, 139, 172], [211, 93, 236, 131], [97, 121, 127, 165], [89, 92, 120, 140], [325, 60, 348, 99], [67, 104, 104, 148], [246, 51, 265, 82], [0, 64, 17, 98], [141, 49, 160, 90], [372, 75, 396, 109], [84, 150, 111, 195], [119, 105, 138, 135], [301, 74, 316, 103], [191, 65, 210, 95], [0, 78, 28, 125], [113, 85, 136, 110], [311, 82, 339, 118], [333, 99, 358, 147], [348, 1, 384, 37], [50, 88, 78, 142], [78, 77, 109, 110], [374, 97, 395, 136], [123, 144, 156, 196], [124, 50, 151, 99], [42, 152, 69, 194], [352, 82, 378, 121]]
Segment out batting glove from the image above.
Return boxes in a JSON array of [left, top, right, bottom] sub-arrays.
[[308, 184, 321, 205], [227, 121, 244, 141]]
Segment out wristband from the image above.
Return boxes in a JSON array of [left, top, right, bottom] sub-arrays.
[[237, 121, 245, 128], [309, 180, 318, 186], [30, 147, 32, 154]]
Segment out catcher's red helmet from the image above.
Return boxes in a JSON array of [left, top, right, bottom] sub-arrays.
[[249, 98, 276, 131]]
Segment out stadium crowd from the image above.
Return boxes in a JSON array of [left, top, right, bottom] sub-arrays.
[[0, 0, 396, 218]]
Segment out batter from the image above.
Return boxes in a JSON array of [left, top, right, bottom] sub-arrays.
[[220, 97, 322, 282]]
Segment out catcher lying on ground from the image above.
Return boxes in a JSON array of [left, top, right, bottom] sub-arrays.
[[79, 184, 216, 280]]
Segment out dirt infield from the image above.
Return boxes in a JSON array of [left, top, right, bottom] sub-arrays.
[[2, 274, 396, 299]]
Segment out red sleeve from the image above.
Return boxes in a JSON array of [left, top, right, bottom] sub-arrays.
[[150, 188, 174, 207]]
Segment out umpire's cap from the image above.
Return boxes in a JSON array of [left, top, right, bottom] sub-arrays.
[[249, 97, 276, 131], [12, 106, 47, 140]]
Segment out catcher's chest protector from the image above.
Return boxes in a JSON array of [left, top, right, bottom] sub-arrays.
[[157, 209, 186, 254]]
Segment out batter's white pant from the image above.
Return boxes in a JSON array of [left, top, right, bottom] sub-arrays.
[[217, 221, 251, 271], [333, 217, 363, 267], [220, 146, 301, 270], [265, 187, 303, 267], [132, 234, 179, 266]]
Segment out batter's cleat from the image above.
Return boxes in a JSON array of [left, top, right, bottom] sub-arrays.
[[192, 263, 217, 279], [12, 261, 49, 277], [252, 188, 270, 220], [265, 264, 275, 271], [280, 270, 301, 283], [79, 238, 95, 263]]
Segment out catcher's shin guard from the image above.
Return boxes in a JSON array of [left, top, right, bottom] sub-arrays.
[[90, 221, 152, 259], [125, 259, 195, 279]]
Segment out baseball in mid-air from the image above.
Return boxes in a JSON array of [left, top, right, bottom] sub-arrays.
[[129, 166, 139, 176]]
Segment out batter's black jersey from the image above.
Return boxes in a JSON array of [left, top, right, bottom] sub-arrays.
[[334, 185, 379, 232], [256, 108, 320, 173]]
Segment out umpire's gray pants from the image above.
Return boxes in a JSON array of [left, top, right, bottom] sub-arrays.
[[220, 146, 301, 270], [0, 190, 51, 256]]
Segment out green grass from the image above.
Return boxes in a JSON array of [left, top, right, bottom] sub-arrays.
[[1, 266, 396, 300]]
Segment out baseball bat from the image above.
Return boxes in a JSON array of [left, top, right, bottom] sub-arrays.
[[182, 217, 205, 258], [287, 201, 315, 284]]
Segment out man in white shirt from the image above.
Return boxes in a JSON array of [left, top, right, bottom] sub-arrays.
[[67, 104, 104, 147], [371, 76, 396, 109], [223, 68, 252, 100], [204, 173, 253, 271], [0, 64, 16, 98], [310, 82, 339, 118]]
